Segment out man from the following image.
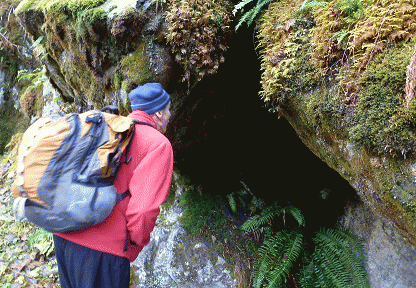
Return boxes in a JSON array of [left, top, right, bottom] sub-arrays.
[[53, 83, 174, 288]]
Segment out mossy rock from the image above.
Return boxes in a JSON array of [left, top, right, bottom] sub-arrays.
[[20, 85, 43, 117], [120, 44, 153, 91], [255, 1, 416, 246], [349, 42, 415, 156], [14, 0, 175, 110]]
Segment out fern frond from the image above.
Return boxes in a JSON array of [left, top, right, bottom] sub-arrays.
[[235, 0, 271, 30], [297, 261, 319, 288], [332, 30, 351, 44], [227, 193, 238, 213], [312, 244, 350, 288], [233, 0, 256, 15], [248, 0, 270, 25], [254, 230, 303, 288], [283, 206, 305, 227], [240, 202, 283, 232], [311, 228, 369, 288], [299, 0, 327, 11]]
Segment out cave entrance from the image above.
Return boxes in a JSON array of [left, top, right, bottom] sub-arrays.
[[172, 26, 359, 234]]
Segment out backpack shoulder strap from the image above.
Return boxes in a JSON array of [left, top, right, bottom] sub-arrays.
[[124, 120, 157, 164], [116, 189, 131, 204]]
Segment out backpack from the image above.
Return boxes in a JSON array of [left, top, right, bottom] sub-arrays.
[[11, 106, 154, 233]]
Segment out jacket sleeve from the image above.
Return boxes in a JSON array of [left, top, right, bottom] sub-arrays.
[[125, 140, 173, 247]]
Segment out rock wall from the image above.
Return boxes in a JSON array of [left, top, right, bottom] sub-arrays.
[[340, 202, 416, 287], [0, 0, 40, 152], [253, 0, 416, 247], [3, 0, 416, 286], [131, 176, 238, 288], [14, 0, 175, 111]]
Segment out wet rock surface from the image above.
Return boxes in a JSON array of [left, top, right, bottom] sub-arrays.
[[132, 184, 237, 288], [340, 202, 416, 288]]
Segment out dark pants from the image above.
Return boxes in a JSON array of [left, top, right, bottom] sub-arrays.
[[53, 235, 130, 288]]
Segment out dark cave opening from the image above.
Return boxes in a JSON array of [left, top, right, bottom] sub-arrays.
[[171, 26, 359, 234]]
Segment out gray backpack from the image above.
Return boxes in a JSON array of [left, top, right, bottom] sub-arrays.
[[12, 107, 154, 233]]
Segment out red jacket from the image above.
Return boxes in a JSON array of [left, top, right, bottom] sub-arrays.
[[54, 111, 174, 262]]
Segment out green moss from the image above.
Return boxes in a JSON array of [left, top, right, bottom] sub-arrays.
[[258, 1, 317, 106], [0, 104, 24, 155], [120, 44, 153, 89], [15, 0, 152, 111], [383, 188, 416, 231], [88, 79, 105, 107], [33, 89, 45, 117], [161, 183, 176, 210], [370, 158, 416, 234], [112, 72, 122, 90], [16, 0, 106, 20], [81, 9, 107, 40], [349, 42, 414, 155], [108, 5, 117, 13], [176, 176, 251, 272], [303, 84, 350, 155], [63, 61, 96, 100], [117, 97, 131, 116], [76, 8, 108, 41], [129, 265, 139, 287], [20, 85, 43, 117], [15, 0, 38, 14], [121, 80, 129, 92], [179, 187, 226, 236]]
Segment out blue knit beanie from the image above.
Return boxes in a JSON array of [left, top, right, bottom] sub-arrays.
[[129, 83, 170, 114]]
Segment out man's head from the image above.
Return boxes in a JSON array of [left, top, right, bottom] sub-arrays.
[[129, 83, 171, 133]]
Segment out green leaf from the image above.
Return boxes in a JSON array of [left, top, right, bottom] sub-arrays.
[[284, 206, 305, 227], [53, 97, 63, 103], [254, 230, 303, 287], [332, 30, 351, 44], [240, 202, 283, 232], [228, 193, 238, 213], [300, 0, 327, 10], [30, 36, 44, 49], [235, 0, 271, 30], [309, 228, 369, 288], [233, 0, 256, 15]]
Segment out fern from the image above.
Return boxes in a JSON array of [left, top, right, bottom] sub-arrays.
[[227, 189, 263, 215], [241, 201, 368, 287], [17, 68, 47, 88], [232, 0, 256, 15], [283, 205, 305, 227], [334, 0, 365, 23], [227, 193, 238, 213], [333, 30, 351, 45], [254, 230, 303, 288], [240, 202, 282, 232], [240, 202, 304, 234], [298, 228, 369, 288], [234, 0, 272, 30], [299, 0, 327, 11]]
